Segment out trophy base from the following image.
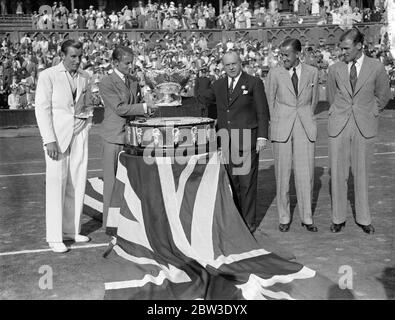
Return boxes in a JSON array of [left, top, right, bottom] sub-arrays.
[[155, 101, 182, 107]]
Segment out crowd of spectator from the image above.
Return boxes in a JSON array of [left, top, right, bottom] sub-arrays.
[[23, 0, 387, 31], [1, 24, 393, 110]]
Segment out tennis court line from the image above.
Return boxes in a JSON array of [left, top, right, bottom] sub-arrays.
[[0, 169, 102, 178], [0, 157, 102, 166], [0, 152, 394, 178], [0, 243, 109, 256]]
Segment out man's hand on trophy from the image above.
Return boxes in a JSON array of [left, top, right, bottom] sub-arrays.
[[146, 100, 159, 116]]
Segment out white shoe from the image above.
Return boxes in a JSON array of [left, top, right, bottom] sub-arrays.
[[63, 234, 91, 243], [48, 242, 68, 253]]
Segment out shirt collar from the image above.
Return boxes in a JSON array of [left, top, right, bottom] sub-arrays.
[[287, 61, 301, 72], [349, 53, 364, 67], [60, 62, 81, 77], [228, 71, 242, 84], [114, 68, 126, 82]]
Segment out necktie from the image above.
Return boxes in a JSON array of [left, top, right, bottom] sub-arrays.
[[291, 67, 298, 96], [350, 61, 357, 93], [125, 75, 131, 90], [228, 77, 235, 101]]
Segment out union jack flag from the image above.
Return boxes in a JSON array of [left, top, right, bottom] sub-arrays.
[[84, 152, 353, 300]]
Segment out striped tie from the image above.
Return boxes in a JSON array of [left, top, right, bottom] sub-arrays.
[[350, 61, 357, 93], [291, 67, 298, 96], [228, 77, 234, 102]]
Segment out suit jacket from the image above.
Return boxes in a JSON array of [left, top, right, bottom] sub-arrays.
[[326, 56, 391, 138], [35, 62, 90, 153], [265, 63, 320, 142], [194, 76, 212, 100], [203, 72, 270, 150], [99, 71, 145, 145]]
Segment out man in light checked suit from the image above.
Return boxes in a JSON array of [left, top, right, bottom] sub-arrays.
[[265, 38, 320, 232]]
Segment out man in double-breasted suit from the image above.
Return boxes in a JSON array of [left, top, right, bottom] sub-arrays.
[[35, 40, 92, 253], [202, 50, 270, 233], [98, 46, 157, 229], [266, 38, 320, 232], [327, 29, 391, 234]]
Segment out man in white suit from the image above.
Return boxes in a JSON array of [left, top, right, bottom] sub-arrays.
[[327, 29, 391, 234], [265, 38, 320, 232], [35, 40, 92, 253]]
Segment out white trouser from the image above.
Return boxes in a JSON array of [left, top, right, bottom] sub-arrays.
[[44, 126, 89, 243]]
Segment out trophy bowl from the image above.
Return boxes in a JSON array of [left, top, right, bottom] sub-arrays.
[[145, 68, 190, 106], [156, 82, 182, 106]]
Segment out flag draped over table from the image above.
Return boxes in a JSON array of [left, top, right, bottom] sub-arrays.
[[85, 151, 353, 300]]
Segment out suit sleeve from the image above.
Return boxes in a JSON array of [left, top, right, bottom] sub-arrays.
[[194, 77, 200, 97], [311, 67, 320, 113], [34, 70, 56, 145], [265, 68, 277, 117], [198, 82, 216, 104], [326, 65, 336, 106], [253, 77, 270, 139], [375, 63, 391, 111], [98, 77, 145, 117]]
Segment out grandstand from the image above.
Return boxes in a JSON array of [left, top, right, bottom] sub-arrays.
[[0, 15, 32, 29], [0, 0, 391, 118]]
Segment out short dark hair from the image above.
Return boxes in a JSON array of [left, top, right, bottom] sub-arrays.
[[281, 38, 302, 52], [112, 46, 134, 62], [61, 39, 82, 55], [339, 28, 364, 45]]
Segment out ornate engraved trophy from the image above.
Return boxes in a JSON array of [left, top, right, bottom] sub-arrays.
[[144, 67, 190, 106]]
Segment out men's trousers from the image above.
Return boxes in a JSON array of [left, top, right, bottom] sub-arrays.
[[272, 116, 315, 225], [226, 143, 259, 230], [329, 114, 375, 225], [102, 140, 123, 229], [44, 126, 89, 243]]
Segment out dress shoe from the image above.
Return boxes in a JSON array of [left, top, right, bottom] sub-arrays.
[[357, 223, 375, 234], [279, 223, 291, 232], [63, 234, 91, 243], [301, 222, 318, 232], [48, 242, 68, 253], [330, 222, 346, 233]]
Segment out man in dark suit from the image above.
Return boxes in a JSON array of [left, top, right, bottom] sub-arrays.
[[326, 28, 391, 234], [202, 50, 270, 233], [98, 46, 157, 228], [194, 67, 215, 118]]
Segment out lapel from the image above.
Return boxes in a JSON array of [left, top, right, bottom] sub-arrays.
[[280, 67, 296, 96], [353, 56, 372, 96], [298, 63, 310, 97], [57, 63, 74, 103], [111, 71, 131, 101], [338, 61, 353, 98], [75, 70, 86, 103], [228, 72, 248, 107], [127, 75, 138, 103]]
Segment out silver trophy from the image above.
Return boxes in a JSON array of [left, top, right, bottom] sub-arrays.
[[144, 68, 190, 107]]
